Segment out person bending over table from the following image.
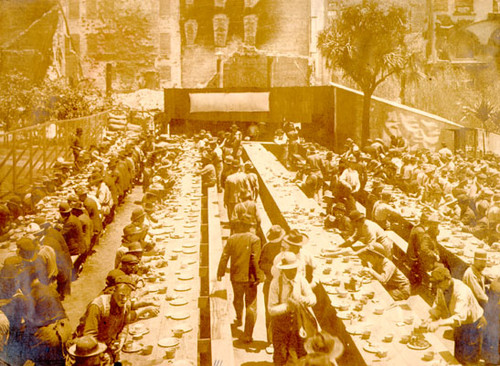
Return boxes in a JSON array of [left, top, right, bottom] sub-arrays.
[[426, 266, 486, 365], [359, 247, 410, 301], [342, 211, 392, 259]]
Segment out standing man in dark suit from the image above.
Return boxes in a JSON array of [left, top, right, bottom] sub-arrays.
[[217, 214, 263, 344], [224, 161, 251, 222]]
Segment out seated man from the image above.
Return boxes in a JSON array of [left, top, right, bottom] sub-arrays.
[[76, 275, 156, 363], [324, 203, 353, 239], [22, 275, 72, 365], [371, 188, 401, 230]]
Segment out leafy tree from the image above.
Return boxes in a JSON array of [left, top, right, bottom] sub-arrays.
[[462, 98, 497, 131], [318, 0, 410, 146], [0, 73, 105, 131]]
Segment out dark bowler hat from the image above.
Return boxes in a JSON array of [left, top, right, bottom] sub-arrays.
[[59, 202, 72, 214], [238, 213, 256, 227], [350, 211, 365, 222], [127, 241, 144, 254], [121, 254, 140, 264], [283, 229, 309, 247], [0, 256, 23, 279], [267, 225, 286, 243], [131, 207, 146, 222], [430, 265, 451, 283]]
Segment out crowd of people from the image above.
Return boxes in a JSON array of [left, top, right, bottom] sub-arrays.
[[194, 126, 343, 366], [1, 117, 500, 366], [271, 124, 500, 365], [0, 122, 189, 365], [198, 123, 500, 365]]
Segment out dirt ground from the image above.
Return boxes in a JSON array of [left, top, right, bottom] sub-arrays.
[[63, 186, 144, 330]]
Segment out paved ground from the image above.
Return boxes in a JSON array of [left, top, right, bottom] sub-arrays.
[[63, 186, 144, 330]]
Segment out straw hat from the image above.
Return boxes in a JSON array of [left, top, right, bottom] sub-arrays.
[[276, 252, 299, 270], [474, 249, 487, 261], [427, 213, 440, 224], [26, 223, 44, 236], [323, 190, 335, 200]]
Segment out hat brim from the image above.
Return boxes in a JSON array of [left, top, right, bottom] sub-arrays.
[[267, 231, 286, 244], [67, 342, 107, 358], [283, 233, 309, 247], [277, 263, 299, 270]]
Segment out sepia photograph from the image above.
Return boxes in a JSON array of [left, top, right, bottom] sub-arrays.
[[0, 0, 500, 365]]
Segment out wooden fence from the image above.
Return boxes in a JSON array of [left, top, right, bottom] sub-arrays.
[[0, 111, 109, 198]]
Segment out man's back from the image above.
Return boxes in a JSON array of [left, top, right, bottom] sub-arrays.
[[217, 232, 261, 283]]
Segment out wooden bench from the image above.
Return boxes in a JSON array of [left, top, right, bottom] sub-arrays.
[[207, 187, 235, 366]]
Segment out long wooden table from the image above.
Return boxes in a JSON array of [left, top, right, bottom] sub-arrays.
[[121, 148, 202, 366], [244, 142, 459, 366]]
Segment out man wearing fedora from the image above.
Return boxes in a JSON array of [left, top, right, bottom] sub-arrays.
[[76, 186, 102, 248], [21, 274, 71, 365], [259, 225, 286, 353], [269, 252, 316, 366], [407, 210, 430, 287], [27, 222, 72, 299], [217, 214, 263, 344], [463, 249, 489, 308], [272, 230, 315, 285], [244, 161, 259, 202], [324, 203, 353, 239], [419, 213, 445, 275], [71, 127, 83, 170], [76, 275, 138, 363], [58, 202, 85, 258], [208, 138, 223, 193], [198, 156, 216, 191], [16, 236, 50, 287], [232, 189, 263, 240], [69, 195, 93, 258], [371, 188, 402, 230], [127, 208, 152, 248]]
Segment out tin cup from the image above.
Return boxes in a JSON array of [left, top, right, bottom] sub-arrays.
[[165, 347, 176, 359], [172, 328, 183, 338]]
